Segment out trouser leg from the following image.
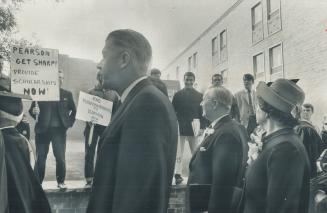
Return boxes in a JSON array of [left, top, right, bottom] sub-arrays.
[[51, 128, 67, 184], [35, 132, 51, 183], [188, 136, 198, 154], [84, 126, 100, 180], [175, 136, 186, 175]]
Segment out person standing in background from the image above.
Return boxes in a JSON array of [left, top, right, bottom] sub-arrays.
[[29, 70, 76, 189]]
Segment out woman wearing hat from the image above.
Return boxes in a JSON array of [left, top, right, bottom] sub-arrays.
[[243, 79, 310, 213], [0, 79, 52, 213]]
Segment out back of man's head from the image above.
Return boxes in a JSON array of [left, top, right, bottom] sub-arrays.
[[150, 68, 161, 79], [106, 29, 152, 73], [207, 86, 233, 110]]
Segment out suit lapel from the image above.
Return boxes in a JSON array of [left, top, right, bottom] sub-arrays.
[[100, 79, 152, 142], [189, 115, 231, 165]]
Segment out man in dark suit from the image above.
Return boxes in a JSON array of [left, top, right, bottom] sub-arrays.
[[188, 86, 249, 213], [172, 72, 207, 185], [29, 71, 76, 189], [86, 29, 178, 213]]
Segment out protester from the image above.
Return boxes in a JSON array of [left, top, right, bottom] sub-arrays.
[[211, 73, 240, 121], [0, 78, 52, 213], [301, 103, 320, 132], [29, 70, 76, 189], [172, 71, 206, 185], [294, 105, 322, 178], [235, 73, 257, 134], [84, 71, 119, 187], [149, 68, 168, 96], [86, 29, 178, 213], [243, 79, 310, 213], [188, 86, 249, 213]]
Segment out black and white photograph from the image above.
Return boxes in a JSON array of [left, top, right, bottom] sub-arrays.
[[1, 0, 327, 212]]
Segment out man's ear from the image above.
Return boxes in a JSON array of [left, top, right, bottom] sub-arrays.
[[119, 51, 131, 69]]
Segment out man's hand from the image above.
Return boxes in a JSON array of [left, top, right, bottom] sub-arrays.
[[32, 105, 40, 115]]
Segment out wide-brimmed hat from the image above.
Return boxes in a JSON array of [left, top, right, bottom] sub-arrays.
[[256, 78, 305, 113]]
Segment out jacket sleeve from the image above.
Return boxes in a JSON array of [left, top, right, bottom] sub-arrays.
[[265, 143, 307, 213], [208, 134, 242, 213], [28, 102, 36, 120], [111, 95, 176, 213], [68, 92, 76, 127]]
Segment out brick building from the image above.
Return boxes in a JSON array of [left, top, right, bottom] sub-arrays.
[[163, 0, 327, 125]]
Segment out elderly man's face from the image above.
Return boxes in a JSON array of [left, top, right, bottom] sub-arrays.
[[301, 106, 313, 121], [212, 75, 223, 87], [98, 39, 122, 90]]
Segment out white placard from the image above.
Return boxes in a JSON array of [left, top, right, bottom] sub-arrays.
[[10, 46, 59, 101], [76, 91, 113, 126]]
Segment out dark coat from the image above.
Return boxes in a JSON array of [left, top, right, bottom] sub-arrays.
[[29, 88, 76, 133], [244, 128, 310, 213], [86, 79, 178, 213], [148, 77, 168, 96], [0, 130, 8, 213], [295, 120, 322, 178], [3, 128, 51, 213], [188, 115, 249, 213], [172, 87, 206, 136]]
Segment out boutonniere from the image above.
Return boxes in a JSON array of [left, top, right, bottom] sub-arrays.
[[247, 129, 265, 166], [203, 127, 215, 136]]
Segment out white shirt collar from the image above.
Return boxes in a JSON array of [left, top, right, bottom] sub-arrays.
[[210, 114, 229, 128], [120, 76, 147, 103]]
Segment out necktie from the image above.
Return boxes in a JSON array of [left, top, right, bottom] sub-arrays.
[[247, 90, 255, 115]]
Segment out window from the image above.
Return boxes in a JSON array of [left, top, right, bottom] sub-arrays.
[[267, 0, 279, 19], [193, 52, 197, 69], [253, 53, 265, 78], [252, 3, 262, 27], [188, 57, 192, 71], [221, 69, 228, 83], [212, 36, 218, 65], [176, 66, 180, 79], [251, 3, 263, 44], [220, 30, 227, 62], [269, 44, 283, 74], [267, 0, 281, 34]]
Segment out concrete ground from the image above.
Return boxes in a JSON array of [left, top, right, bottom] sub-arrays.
[[42, 138, 193, 188]]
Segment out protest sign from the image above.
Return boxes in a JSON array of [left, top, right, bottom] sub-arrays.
[[76, 91, 113, 126], [10, 46, 59, 101]]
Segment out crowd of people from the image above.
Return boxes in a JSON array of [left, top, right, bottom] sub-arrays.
[[0, 29, 327, 213]]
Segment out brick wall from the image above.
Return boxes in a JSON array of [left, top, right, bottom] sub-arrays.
[[46, 186, 187, 213]]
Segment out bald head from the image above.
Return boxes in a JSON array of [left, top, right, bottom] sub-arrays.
[[202, 86, 233, 121]]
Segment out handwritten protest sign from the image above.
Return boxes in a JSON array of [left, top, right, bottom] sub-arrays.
[[10, 46, 59, 101], [76, 91, 113, 126]]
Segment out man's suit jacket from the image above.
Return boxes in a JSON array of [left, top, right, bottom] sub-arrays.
[[86, 79, 178, 213], [234, 90, 257, 128], [29, 88, 76, 134], [188, 115, 249, 213]]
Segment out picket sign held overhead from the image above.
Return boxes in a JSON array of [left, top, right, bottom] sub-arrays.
[[10, 46, 60, 101]]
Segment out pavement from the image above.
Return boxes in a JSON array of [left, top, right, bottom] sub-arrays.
[[42, 138, 192, 189]]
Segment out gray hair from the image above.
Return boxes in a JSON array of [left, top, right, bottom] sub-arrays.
[[106, 29, 152, 72], [206, 86, 233, 109]]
